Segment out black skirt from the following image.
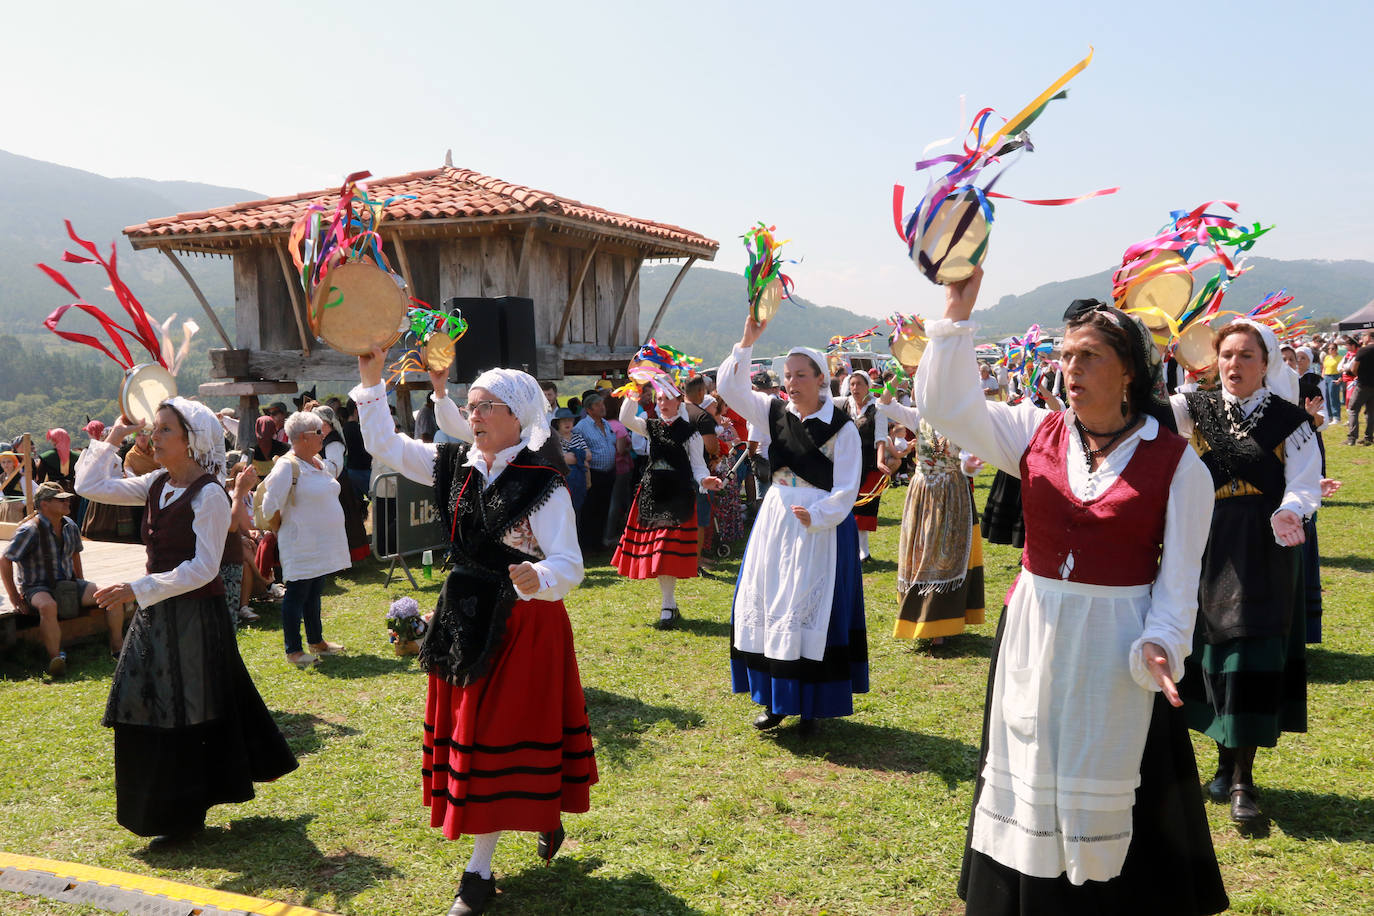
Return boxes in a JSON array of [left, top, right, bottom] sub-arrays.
[[106, 593, 297, 836], [980, 470, 1024, 548], [959, 613, 1228, 916]]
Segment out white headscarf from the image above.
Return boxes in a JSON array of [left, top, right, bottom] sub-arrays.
[[162, 396, 227, 478], [1227, 318, 1298, 404], [470, 368, 551, 451], [786, 346, 831, 397]]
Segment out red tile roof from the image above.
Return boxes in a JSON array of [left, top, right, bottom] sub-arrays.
[[124, 167, 717, 258]]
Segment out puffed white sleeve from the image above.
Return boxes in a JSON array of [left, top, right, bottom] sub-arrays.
[[322, 440, 346, 479], [433, 393, 473, 443], [129, 484, 231, 608], [1169, 393, 1194, 438], [74, 441, 155, 506], [806, 421, 862, 531], [619, 397, 648, 437], [687, 432, 709, 485], [259, 455, 296, 518], [914, 319, 1047, 477], [518, 485, 585, 601], [348, 382, 439, 487], [1277, 426, 1322, 520], [1128, 446, 1215, 690], [717, 345, 774, 435], [876, 399, 921, 432]]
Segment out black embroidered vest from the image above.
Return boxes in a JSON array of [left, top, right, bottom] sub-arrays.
[[766, 398, 851, 491], [842, 399, 879, 474], [422, 443, 566, 686], [1183, 391, 1309, 505], [636, 417, 696, 529]]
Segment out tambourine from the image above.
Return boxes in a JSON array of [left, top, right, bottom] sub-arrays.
[[120, 363, 177, 426], [1117, 250, 1192, 329], [1175, 322, 1218, 372], [313, 262, 409, 356], [751, 276, 784, 323], [422, 333, 456, 373], [914, 192, 990, 285], [889, 331, 926, 370]]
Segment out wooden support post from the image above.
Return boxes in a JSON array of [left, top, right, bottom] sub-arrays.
[[643, 256, 697, 344], [274, 242, 312, 356], [513, 223, 537, 298], [554, 240, 601, 347], [237, 395, 259, 450], [160, 248, 234, 349], [396, 387, 414, 437], [392, 234, 417, 302], [608, 254, 645, 346]]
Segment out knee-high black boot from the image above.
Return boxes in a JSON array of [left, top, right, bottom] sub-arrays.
[[1230, 745, 1261, 823]]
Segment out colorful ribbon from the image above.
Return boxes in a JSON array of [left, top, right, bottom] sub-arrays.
[[38, 221, 167, 370], [893, 49, 1118, 284], [742, 223, 798, 318]]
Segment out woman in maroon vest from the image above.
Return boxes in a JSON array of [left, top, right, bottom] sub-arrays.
[[917, 266, 1228, 916], [75, 398, 297, 841]]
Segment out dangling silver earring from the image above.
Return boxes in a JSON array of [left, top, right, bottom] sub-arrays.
[[1121, 385, 1130, 416]]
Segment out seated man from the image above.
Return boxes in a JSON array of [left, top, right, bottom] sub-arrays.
[[1, 482, 120, 676]]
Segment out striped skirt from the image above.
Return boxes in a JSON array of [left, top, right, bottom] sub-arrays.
[[422, 598, 597, 837], [611, 494, 699, 579]]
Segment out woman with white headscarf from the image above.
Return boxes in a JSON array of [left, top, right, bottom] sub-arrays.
[[1171, 318, 1321, 827], [352, 348, 596, 916], [716, 315, 867, 737], [75, 398, 297, 840]]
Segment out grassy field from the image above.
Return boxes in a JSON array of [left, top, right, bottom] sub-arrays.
[[1, 444, 1372, 915]]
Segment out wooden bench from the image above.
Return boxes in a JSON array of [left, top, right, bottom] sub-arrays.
[[0, 602, 135, 650]]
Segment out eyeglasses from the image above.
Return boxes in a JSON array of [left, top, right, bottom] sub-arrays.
[[458, 400, 513, 420], [299, 430, 324, 437]]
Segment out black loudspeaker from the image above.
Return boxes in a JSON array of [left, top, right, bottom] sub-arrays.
[[446, 296, 537, 380]]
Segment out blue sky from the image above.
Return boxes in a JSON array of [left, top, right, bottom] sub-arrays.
[[6, 0, 1369, 319]]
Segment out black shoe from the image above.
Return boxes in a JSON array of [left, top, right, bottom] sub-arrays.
[[753, 711, 785, 730], [1230, 784, 1261, 823], [797, 717, 818, 738], [537, 823, 565, 864], [449, 870, 496, 915], [653, 607, 681, 630], [1206, 768, 1230, 804]]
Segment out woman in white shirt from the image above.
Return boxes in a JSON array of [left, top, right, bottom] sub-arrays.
[[716, 315, 868, 737], [917, 267, 1226, 915], [351, 348, 596, 916], [76, 399, 296, 840], [260, 411, 350, 668]]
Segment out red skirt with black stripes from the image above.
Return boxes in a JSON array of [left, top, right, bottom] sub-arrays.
[[422, 598, 597, 838], [611, 493, 700, 580]]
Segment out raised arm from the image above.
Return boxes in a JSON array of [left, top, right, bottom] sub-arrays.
[[716, 315, 778, 434], [349, 347, 439, 486], [914, 268, 1047, 476], [619, 396, 648, 437], [430, 367, 474, 443], [74, 431, 156, 507]]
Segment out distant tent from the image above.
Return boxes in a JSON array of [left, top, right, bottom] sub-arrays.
[[1338, 300, 1374, 331]]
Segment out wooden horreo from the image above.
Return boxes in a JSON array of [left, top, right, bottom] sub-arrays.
[[124, 164, 717, 432]]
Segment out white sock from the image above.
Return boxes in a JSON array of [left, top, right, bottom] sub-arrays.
[[658, 576, 677, 613], [857, 531, 870, 559], [466, 831, 501, 879]]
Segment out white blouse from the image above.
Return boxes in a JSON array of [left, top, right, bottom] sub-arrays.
[[260, 453, 350, 582], [321, 439, 347, 479], [617, 400, 710, 484], [1169, 388, 1322, 520], [915, 318, 1216, 685], [349, 382, 584, 602], [717, 344, 861, 531], [433, 392, 474, 443], [74, 442, 231, 609]]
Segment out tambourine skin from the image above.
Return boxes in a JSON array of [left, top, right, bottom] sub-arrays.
[[313, 262, 409, 356], [120, 363, 178, 426], [916, 192, 990, 285], [1175, 322, 1218, 372], [890, 333, 926, 370], [1118, 250, 1193, 325], [750, 277, 784, 323], [423, 334, 456, 373]]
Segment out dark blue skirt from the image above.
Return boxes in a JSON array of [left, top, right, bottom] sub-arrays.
[[729, 513, 868, 718]]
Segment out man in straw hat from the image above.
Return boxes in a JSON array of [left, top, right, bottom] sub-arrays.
[[1, 482, 122, 676]]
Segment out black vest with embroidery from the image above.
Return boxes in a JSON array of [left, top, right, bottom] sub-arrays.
[[422, 442, 565, 686], [636, 417, 696, 529], [842, 399, 879, 474], [1183, 391, 1309, 505], [766, 398, 851, 491]]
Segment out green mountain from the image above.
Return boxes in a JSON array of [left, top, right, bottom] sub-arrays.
[[642, 264, 896, 367], [973, 257, 1374, 338]]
